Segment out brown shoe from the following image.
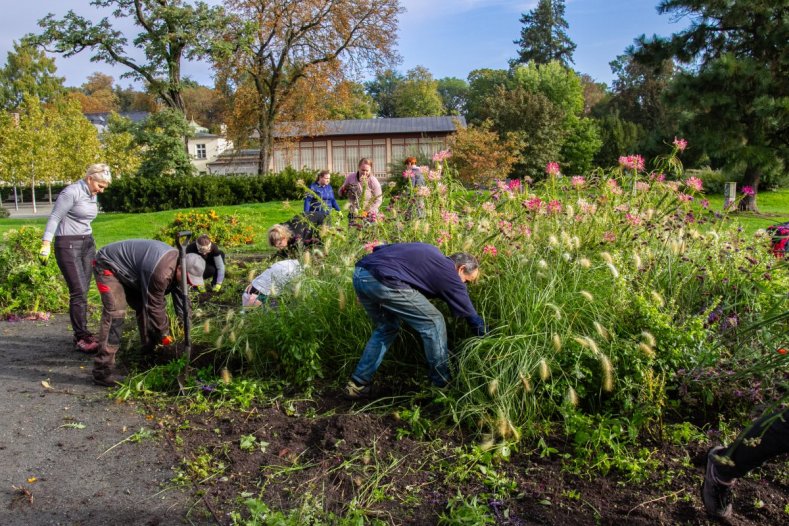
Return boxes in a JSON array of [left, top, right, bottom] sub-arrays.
[[93, 374, 126, 387]]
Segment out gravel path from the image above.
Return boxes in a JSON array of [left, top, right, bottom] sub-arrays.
[[0, 314, 209, 526]]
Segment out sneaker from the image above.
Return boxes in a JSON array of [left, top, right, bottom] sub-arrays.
[[702, 446, 734, 518], [344, 379, 371, 400], [75, 338, 99, 353], [93, 374, 126, 387]]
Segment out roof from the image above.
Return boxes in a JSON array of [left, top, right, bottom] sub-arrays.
[[84, 111, 150, 126], [273, 116, 465, 138]]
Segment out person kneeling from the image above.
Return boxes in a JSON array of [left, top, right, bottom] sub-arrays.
[[242, 259, 303, 309]]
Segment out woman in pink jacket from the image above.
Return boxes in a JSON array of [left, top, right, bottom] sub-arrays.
[[338, 158, 382, 223]]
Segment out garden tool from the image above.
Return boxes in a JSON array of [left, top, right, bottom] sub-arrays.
[[175, 230, 193, 394]]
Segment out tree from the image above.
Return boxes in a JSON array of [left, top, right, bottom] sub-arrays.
[[325, 81, 378, 120], [115, 85, 159, 112], [633, 0, 789, 211], [33, 0, 225, 113], [391, 66, 444, 117], [510, 0, 576, 68], [101, 114, 143, 178], [68, 72, 119, 113], [11, 95, 60, 212], [365, 69, 403, 118], [53, 98, 103, 187], [465, 69, 509, 125], [448, 120, 520, 186], [215, 0, 401, 174], [182, 84, 226, 132], [0, 41, 65, 111], [437, 77, 469, 116], [131, 109, 195, 178]]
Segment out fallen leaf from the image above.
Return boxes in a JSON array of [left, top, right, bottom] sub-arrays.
[[41, 380, 53, 390], [26, 477, 37, 484]]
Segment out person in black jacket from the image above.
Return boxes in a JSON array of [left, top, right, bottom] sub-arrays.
[[186, 234, 226, 292], [344, 242, 486, 398], [267, 214, 321, 256]]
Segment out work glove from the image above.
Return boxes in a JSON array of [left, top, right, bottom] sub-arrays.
[[196, 284, 206, 293], [39, 244, 51, 265], [161, 335, 175, 346], [212, 283, 222, 293]]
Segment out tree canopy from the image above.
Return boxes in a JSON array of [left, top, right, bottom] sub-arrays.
[[0, 41, 65, 111], [511, 0, 576, 68]]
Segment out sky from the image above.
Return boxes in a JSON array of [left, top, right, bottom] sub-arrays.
[[0, 0, 689, 90]]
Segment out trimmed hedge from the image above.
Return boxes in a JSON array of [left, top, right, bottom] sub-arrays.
[[99, 168, 341, 213]]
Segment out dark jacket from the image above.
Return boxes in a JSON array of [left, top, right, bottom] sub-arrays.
[[356, 242, 485, 334]]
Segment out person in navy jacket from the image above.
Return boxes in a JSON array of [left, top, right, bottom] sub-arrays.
[[304, 170, 340, 224], [345, 242, 486, 398]]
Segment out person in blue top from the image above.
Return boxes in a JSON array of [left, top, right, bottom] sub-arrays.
[[345, 242, 487, 399], [303, 170, 340, 224], [39, 163, 112, 353]]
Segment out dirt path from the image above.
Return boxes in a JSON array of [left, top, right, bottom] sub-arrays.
[[0, 314, 210, 526]]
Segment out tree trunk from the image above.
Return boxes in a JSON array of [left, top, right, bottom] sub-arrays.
[[737, 164, 760, 212], [13, 186, 19, 210], [31, 177, 37, 215], [48, 183, 53, 204], [257, 120, 274, 176]]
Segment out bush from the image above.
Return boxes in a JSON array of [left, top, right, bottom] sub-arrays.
[[99, 168, 331, 213], [0, 227, 69, 315], [154, 210, 255, 248]]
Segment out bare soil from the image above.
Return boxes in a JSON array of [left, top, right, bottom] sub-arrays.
[[3, 315, 788, 525]]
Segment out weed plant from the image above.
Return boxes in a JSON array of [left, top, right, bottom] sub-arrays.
[[188, 148, 789, 454]]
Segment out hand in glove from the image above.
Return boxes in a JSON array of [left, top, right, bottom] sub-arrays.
[[196, 284, 206, 293], [39, 243, 51, 265], [212, 283, 222, 293]]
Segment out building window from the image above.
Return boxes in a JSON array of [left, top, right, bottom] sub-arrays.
[[196, 144, 207, 159]]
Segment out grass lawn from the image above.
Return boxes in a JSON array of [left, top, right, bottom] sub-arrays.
[[0, 201, 299, 251], [705, 187, 789, 235]]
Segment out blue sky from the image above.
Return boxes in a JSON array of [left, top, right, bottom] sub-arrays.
[[0, 0, 688, 89]]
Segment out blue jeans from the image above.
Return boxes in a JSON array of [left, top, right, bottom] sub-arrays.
[[351, 267, 450, 386]]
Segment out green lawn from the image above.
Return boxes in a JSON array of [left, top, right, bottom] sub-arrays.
[[2, 188, 787, 248], [0, 201, 298, 251]]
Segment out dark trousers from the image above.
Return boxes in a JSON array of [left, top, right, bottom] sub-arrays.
[[718, 408, 789, 480], [203, 251, 226, 286], [54, 235, 96, 341]]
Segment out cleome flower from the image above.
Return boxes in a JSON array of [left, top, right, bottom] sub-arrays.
[[545, 162, 561, 177]]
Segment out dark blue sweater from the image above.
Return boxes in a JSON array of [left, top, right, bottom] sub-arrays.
[[356, 242, 485, 334]]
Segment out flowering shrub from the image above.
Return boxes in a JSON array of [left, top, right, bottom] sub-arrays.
[[194, 143, 789, 450], [155, 209, 255, 248]]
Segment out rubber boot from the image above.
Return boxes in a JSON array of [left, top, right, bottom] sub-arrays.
[[93, 344, 124, 386]]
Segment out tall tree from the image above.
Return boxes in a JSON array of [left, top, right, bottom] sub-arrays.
[[215, 0, 401, 175], [0, 41, 65, 111], [325, 81, 378, 120], [511, 0, 576, 68], [634, 0, 789, 211], [391, 66, 444, 117], [68, 72, 120, 113], [365, 69, 404, 118], [32, 0, 225, 113], [465, 68, 509, 125], [437, 77, 469, 116]]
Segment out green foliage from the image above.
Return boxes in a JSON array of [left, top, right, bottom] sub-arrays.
[[0, 227, 68, 315], [99, 167, 318, 212], [510, 0, 576, 68], [365, 69, 404, 118], [437, 77, 469, 116], [391, 66, 445, 117], [0, 40, 65, 111], [154, 209, 255, 248], [438, 492, 495, 525], [131, 109, 195, 178]]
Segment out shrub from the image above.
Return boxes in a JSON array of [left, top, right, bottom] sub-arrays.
[[154, 210, 255, 248], [0, 227, 69, 315]]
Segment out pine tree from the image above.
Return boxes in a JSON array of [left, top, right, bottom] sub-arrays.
[[511, 0, 576, 67]]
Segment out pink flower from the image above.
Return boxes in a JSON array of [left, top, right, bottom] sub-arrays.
[[432, 150, 452, 162], [464, 220, 475, 230], [436, 231, 451, 244], [741, 186, 755, 196], [673, 137, 688, 152], [547, 200, 562, 214], [497, 220, 513, 234], [664, 181, 681, 192], [363, 240, 380, 253], [545, 162, 561, 177], [427, 170, 441, 181], [570, 176, 586, 189], [481, 202, 496, 213], [416, 186, 431, 197], [523, 197, 543, 211], [684, 176, 703, 192], [508, 179, 522, 191], [618, 154, 645, 172], [635, 181, 651, 192], [519, 225, 532, 238], [700, 199, 710, 209], [650, 172, 666, 182], [483, 245, 498, 256], [402, 170, 413, 179], [436, 183, 448, 195], [603, 231, 616, 243], [678, 193, 693, 202], [614, 204, 630, 212], [625, 213, 642, 226], [441, 211, 459, 224], [606, 179, 623, 195]]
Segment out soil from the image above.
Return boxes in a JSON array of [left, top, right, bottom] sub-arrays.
[[3, 315, 789, 525]]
